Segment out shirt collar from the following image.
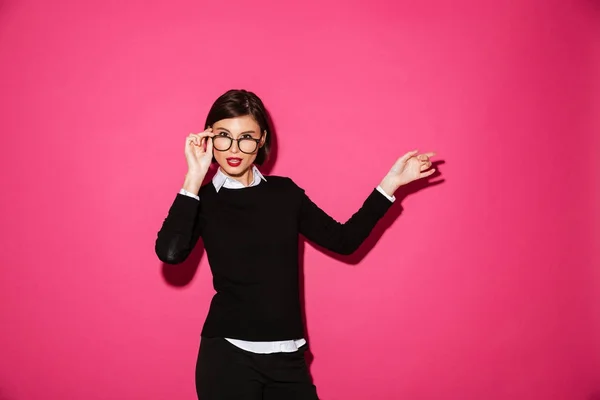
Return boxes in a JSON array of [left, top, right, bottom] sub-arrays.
[[212, 165, 267, 192]]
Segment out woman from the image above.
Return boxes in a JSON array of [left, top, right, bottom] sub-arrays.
[[155, 89, 436, 400]]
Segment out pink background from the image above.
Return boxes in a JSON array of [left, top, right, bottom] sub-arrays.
[[1, 0, 598, 399]]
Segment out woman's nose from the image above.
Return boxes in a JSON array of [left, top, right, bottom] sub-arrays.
[[230, 139, 240, 153]]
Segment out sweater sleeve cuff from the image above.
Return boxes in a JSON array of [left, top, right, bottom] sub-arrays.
[[179, 188, 200, 201], [364, 188, 395, 219], [376, 185, 395, 202], [169, 193, 202, 224]]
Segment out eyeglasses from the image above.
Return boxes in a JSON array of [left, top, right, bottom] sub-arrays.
[[211, 135, 262, 154]]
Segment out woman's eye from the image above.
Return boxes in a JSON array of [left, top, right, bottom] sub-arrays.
[[218, 132, 230, 137], [241, 134, 252, 139]]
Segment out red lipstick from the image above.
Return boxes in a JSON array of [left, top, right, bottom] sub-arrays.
[[226, 157, 242, 167]]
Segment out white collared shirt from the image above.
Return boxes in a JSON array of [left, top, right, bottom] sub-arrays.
[[179, 165, 394, 353]]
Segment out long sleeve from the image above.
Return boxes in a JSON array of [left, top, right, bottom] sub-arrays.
[[298, 187, 394, 255], [155, 193, 204, 264]]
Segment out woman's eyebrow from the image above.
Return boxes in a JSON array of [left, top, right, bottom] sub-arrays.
[[215, 127, 257, 135]]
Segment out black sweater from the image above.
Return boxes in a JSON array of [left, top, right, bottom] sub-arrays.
[[155, 176, 394, 341]]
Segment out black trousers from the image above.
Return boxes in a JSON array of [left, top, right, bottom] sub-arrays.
[[195, 336, 319, 400]]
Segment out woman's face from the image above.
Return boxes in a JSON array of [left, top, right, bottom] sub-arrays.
[[211, 115, 266, 179]]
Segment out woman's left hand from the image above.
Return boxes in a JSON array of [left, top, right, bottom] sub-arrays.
[[379, 150, 436, 196]]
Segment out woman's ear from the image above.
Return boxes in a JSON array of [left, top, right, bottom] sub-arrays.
[[260, 130, 267, 147]]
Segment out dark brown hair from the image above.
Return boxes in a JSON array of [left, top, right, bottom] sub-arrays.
[[205, 89, 272, 165]]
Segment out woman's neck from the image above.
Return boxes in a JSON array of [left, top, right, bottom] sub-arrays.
[[220, 166, 254, 187]]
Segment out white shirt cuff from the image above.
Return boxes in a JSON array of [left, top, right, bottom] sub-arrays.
[[376, 185, 395, 202], [179, 188, 199, 201]]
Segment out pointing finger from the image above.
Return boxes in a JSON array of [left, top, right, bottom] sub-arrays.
[[420, 168, 436, 178], [399, 149, 419, 164]]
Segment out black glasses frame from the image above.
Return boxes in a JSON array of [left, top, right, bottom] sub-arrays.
[[211, 135, 262, 154]]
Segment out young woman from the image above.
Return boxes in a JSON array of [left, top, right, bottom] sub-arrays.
[[155, 89, 436, 400]]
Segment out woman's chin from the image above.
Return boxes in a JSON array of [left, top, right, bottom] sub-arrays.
[[220, 164, 249, 178]]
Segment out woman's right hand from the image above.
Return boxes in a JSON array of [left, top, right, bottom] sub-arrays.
[[185, 128, 214, 178]]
